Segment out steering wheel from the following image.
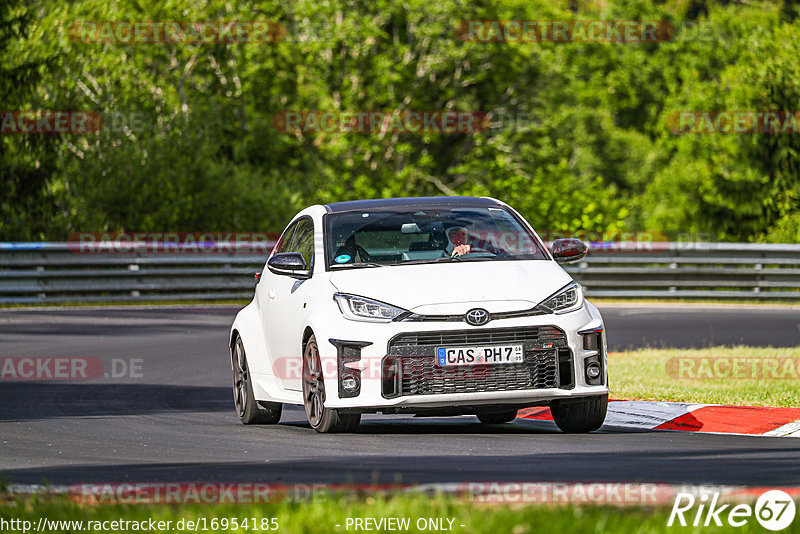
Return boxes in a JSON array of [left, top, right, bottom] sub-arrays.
[[463, 233, 508, 257]]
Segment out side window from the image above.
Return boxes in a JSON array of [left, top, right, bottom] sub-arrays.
[[289, 218, 315, 270], [272, 222, 297, 256]]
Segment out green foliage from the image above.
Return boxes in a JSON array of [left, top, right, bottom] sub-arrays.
[[644, 5, 800, 240], [612, 346, 800, 407], [0, 0, 60, 240], [1, 0, 799, 242]]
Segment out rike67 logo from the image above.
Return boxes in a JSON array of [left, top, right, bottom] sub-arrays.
[[669, 490, 796, 530]]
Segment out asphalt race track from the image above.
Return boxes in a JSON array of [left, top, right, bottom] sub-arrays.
[[1, 305, 798, 487], [601, 304, 800, 350]]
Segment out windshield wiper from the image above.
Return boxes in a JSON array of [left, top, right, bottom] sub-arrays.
[[397, 256, 464, 265], [398, 254, 500, 266], [330, 261, 384, 270], [450, 255, 496, 262]]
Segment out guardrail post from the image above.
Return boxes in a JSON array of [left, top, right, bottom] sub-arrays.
[[129, 263, 140, 297]]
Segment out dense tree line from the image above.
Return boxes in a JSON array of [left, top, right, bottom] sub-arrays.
[[1, 0, 798, 242]]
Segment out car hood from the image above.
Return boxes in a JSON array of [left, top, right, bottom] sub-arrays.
[[328, 260, 573, 313]]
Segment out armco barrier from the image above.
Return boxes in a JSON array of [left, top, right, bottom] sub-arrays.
[[0, 242, 270, 304], [0, 241, 798, 304]]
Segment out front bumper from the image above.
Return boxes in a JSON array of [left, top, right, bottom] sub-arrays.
[[313, 301, 608, 411]]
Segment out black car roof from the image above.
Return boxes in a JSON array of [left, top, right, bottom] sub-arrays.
[[324, 196, 503, 213]]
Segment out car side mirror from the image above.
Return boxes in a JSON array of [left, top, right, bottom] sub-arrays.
[[267, 252, 309, 277], [551, 238, 588, 264]]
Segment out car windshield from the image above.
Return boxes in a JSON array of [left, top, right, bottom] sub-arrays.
[[325, 206, 548, 268]]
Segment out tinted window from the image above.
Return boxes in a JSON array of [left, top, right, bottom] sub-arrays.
[[272, 222, 297, 255], [325, 207, 547, 268], [289, 218, 315, 269]]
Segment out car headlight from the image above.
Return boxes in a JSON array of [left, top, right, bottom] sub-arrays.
[[333, 293, 407, 322], [539, 282, 583, 314]]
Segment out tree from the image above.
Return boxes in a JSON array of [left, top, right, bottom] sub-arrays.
[[0, 0, 58, 240]]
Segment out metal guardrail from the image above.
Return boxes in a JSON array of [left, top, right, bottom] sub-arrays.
[[0, 241, 799, 304], [0, 242, 270, 304]]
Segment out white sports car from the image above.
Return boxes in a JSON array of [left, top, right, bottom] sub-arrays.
[[229, 197, 608, 433]]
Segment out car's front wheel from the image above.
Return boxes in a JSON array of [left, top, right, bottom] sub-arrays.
[[303, 334, 360, 433], [232, 335, 282, 425], [550, 394, 607, 433]]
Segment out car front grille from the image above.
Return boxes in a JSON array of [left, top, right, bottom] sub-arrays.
[[382, 326, 569, 398]]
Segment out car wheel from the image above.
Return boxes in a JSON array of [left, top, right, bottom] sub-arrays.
[[232, 335, 282, 425], [303, 334, 360, 433], [550, 394, 608, 433], [476, 410, 519, 424]]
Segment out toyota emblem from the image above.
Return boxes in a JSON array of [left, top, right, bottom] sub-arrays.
[[465, 308, 490, 326]]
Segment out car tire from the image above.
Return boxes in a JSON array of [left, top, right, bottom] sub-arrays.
[[232, 335, 282, 425], [476, 410, 518, 424], [303, 334, 361, 433], [550, 394, 608, 433]]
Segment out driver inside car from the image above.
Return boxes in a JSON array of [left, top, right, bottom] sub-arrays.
[[447, 226, 471, 257]]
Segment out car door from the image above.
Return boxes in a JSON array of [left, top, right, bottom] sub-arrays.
[[258, 217, 314, 391]]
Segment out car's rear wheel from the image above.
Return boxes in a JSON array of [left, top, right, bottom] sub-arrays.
[[303, 334, 360, 433], [550, 394, 607, 433], [232, 335, 282, 425], [476, 410, 518, 424]]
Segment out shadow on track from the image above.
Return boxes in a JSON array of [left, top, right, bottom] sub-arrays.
[[0, 322, 220, 337], [0, 383, 230, 421], [4, 444, 800, 486], [281, 419, 560, 435]]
